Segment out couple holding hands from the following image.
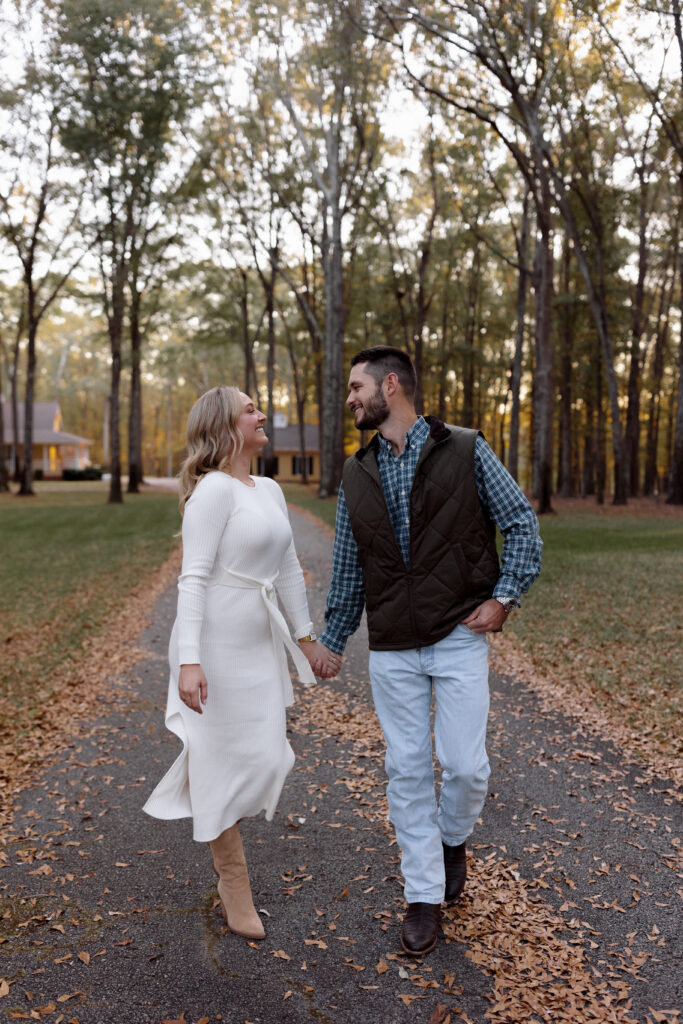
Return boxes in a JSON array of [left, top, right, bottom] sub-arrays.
[[143, 346, 541, 957]]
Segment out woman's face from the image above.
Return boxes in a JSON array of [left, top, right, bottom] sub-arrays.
[[237, 392, 268, 453]]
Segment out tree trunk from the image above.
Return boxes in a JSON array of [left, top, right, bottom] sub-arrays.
[[0, 358, 8, 493], [262, 257, 277, 479], [19, 314, 38, 496], [240, 269, 259, 398], [319, 197, 345, 498], [644, 251, 675, 495], [581, 395, 595, 498], [284, 322, 308, 485], [508, 190, 530, 484], [437, 261, 454, 421], [624, 175, 649, 497], [595, 356, 606, 506], [532, 178, 554, 515], [413, 249, 428, 414], [107, 273, 125, 505], [461, 242, 481, 429], [557, 236, 575, 497], [127, 290, 143, 494], [10, 330, 21, 482], [667, 244, 683, 502]]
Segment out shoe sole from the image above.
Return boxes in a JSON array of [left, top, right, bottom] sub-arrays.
[[400, 931, 439, 957]]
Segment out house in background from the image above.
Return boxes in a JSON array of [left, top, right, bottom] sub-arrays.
[[254, 414, 320, 483], [1, 399, 92, 478]]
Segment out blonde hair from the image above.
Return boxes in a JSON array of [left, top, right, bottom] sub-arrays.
[[178, 386, 244, 512]]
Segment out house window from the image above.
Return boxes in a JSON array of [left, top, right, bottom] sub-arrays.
[[292, 455, 313, 475], [256, 455, 279, 475]]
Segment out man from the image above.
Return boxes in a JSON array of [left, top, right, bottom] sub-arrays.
[[316, 346, 541, 956]]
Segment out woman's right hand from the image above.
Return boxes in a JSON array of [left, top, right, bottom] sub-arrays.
[[179, 664, 208, 714]]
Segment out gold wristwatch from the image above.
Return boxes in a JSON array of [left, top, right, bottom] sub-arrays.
[[297, 632, 317, 643]]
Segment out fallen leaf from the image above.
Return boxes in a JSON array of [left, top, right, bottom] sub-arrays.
[[77, 952, 90, 966], [271, 950, 291, 961]]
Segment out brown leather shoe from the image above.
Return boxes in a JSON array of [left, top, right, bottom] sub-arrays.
[[443, 840, 467, 903], [400, 902, 441, 956]]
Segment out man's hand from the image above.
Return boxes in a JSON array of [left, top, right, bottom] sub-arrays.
[[179, 663, 208, 713], [301, 640, 343, 679], [462, 598, 509, 634]]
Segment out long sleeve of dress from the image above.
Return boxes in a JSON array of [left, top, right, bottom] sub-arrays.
[[268, 479, 314, 639], [176, 473, 234, 665]]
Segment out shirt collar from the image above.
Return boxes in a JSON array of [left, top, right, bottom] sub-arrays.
[[378, 415, 429, 456]]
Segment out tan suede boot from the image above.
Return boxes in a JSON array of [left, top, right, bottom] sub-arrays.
[[208, 824, 266, 940]]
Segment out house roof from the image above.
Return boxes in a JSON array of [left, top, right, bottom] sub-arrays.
[[272, 423, 319, 453], [1, 399, 91, 446]]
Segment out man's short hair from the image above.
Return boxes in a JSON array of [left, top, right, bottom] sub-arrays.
[[350, 346, 417, 400]]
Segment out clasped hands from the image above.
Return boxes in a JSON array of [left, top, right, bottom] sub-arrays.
[[300, 639, 342, 679], [179, 639, 341, 715]]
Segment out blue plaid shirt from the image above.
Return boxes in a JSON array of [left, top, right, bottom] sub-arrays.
[[320, 416, 542, 655]]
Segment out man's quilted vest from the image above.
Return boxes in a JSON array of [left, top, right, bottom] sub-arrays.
[[342, 417, 500, 651]]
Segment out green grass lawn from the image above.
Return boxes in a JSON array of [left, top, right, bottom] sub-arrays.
[[0, 483, 180, 709]]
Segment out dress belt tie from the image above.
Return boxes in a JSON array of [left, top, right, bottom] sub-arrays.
[[212, 567, 315, 705]]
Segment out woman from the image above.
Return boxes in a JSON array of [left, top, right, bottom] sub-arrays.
[[143, 386, 339, 940]]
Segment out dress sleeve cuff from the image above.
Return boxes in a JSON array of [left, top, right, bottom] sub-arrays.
[[178, 644, 202, 666]]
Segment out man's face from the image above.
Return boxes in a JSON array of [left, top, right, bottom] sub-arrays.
[[346, 363, 390, 431]]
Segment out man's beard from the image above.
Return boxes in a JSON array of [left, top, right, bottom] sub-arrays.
[[355, 384, 390, 431]]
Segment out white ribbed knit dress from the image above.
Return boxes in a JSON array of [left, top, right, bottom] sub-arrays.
[[143, 471, 315, 842]]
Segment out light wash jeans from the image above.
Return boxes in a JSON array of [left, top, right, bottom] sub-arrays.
[[369, 623, 490, 904]]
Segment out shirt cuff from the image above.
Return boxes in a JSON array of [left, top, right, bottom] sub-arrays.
[[493, 579, 521, 605], [319, 631, 347, 656]]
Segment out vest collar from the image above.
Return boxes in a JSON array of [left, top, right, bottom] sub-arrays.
[[353, 414, 451, 479], [424, 415, 451, 442]]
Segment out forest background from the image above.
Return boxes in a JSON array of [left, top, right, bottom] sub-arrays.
[[1, 0, 682, 511]]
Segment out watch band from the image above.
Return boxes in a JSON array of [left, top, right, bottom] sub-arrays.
[[297, 632, 317, 643]]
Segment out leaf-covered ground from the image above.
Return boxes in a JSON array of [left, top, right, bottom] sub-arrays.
[[1, 503, 680, 1024], [490, 499, 683, 785]]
